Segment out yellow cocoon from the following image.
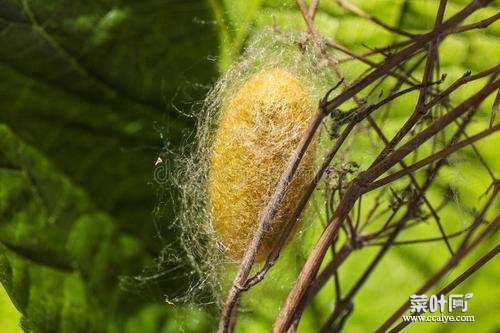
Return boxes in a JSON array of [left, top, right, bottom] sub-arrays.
[[208, 68, 315, 261]]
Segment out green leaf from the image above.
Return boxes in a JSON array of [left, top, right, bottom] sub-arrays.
[[0, 124, 156, 332], [0, 284, 21, 333], [2, 0, 499, 332], [0, 1, 220, 328], [0, 0, 218, 243]]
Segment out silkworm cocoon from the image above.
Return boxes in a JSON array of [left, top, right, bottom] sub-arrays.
[[208, 68, 315, 260]]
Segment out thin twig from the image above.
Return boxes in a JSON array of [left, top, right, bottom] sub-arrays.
[[376, 184, 499, 332], [336, 0, 416, 37], [366, 124, 500, 192], [273, 77, 498, 332], [390, 244, 499, 332], [218, 1, 496, 331]]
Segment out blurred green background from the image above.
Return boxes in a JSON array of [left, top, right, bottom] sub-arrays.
[[0, 0, 498, 332]]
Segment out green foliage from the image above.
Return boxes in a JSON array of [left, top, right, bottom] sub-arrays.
[[0, 0, 499, 332], [213, 1, 500, 333], [0, 124, 162, 332], [0, 0, 218, 331]]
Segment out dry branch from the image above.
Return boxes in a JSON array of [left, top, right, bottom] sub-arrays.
[[217, 1, 499, 332]]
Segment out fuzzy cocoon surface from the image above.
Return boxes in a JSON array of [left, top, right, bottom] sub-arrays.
[[208, 68, 316, 260]]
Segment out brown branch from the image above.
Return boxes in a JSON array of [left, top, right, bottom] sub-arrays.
[[369, 0, 445, 168], [336, 0, 416, 37], [307, 88, 491, 330], [490, 88, 500, 127], [366, 116, 455, 255], [245, 82, 427, 290], [376, 184, 499, 332], [366, 124, 500, 192], [273, 76, 498, 332], [450, 11, 500, 33], [378, 216, 499, 332], [337, 11, 500, 64], [323, 0, 492, 115], [296, 0, 319, 38], [390, 244, 499, 332], [289, 242, 353, 328], [316, 107, 478, 329], [343, 182, 498, 333], [218, 109, 325, 333], [364, 78, 499, 187], [363, 225, 474, 246], [218, 1, 495, 331], [365, 106, 479, 244], [308, 0, 320, 19]]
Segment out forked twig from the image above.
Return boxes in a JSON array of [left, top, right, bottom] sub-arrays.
[[217, 1, 498, 331]]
